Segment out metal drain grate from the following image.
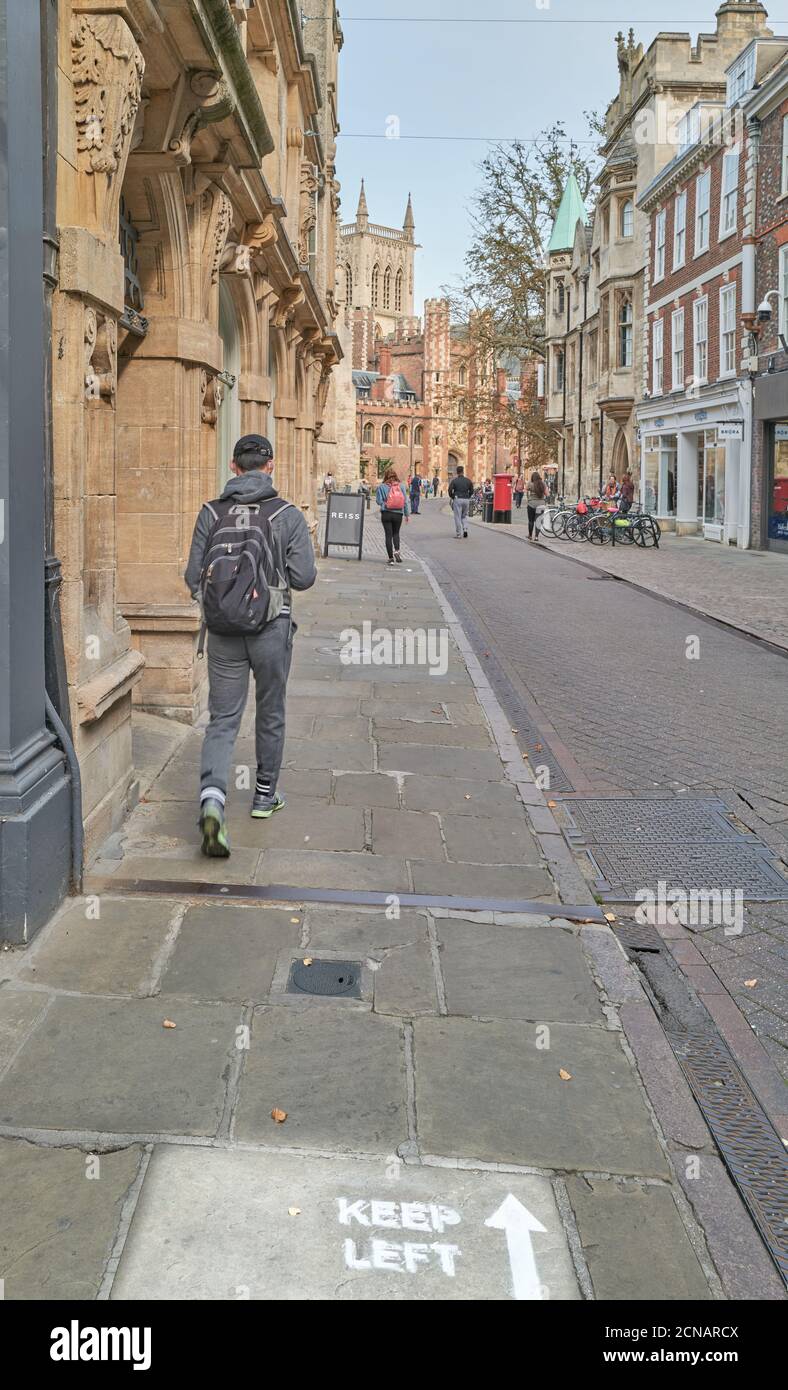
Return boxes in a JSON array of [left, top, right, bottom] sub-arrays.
[[667, 1029, 788, 1285], [613, 921, 663, 953], [587, 842, 788, 903], [560, 796, 752, 846], [287, 958, 362, 998]]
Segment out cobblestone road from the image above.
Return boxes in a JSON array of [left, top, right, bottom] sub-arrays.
[[408, 501, 788, 1082]]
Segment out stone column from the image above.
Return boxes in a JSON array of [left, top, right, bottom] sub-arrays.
[[0, 0, 71, 942]]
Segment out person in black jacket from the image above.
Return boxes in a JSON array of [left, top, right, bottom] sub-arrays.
[[448, 466, 474, 538]]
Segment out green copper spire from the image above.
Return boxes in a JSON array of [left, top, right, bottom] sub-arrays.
[[547, 174, 588, 254]]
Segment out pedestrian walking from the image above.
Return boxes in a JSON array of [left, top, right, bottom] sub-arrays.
[[514, 474, 525, 509], [526, 470, 546, 540], [185, 435, 317, 858], [448, 464, 474, 538], [432, 472, 440, 498], [323, 470, 335, 497], [409, 472, 422, 514], [376, 466, 410, 565], [620, 470, 635, 514]]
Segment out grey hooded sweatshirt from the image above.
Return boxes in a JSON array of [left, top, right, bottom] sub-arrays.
[[184, 470, 317, 603]]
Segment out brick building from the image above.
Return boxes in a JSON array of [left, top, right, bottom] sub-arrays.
[[744, 47, 788, 550], [545, 2, 776, 505], [637, 31, 787, 545]]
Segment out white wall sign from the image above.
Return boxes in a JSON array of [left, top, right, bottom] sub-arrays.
[[718, 422, 743, 441]]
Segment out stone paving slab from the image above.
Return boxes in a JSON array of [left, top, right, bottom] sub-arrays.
[[160, 905, 299, 1003], [305, 907, 427, 955], [414, 1017, 669, 1176], [0, 1139, 142, 1300], [111, 1147, 581, 1301], [373, 942, 439, 1016], [255, 849, 411, 892], [441, 814, 540, 866], [403, 776, 523, 818], [410, 862, 555, 902], [16, 897, 175, 997], [373, 720, 493, 749], [234, 1006, 406, 1152], [333, 773, 401, 808], [0, 994, 239, 1136], [283, 738, 374, 773], [0, 987, 50, 1068], [564, 1175, 711, 1300], [370, 809, 445, 859], [378, 744, 504, 781], [437, 919, 603, 1023]]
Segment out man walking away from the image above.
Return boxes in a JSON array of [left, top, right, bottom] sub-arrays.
[[448, 465, 474, 538], [185, 434, 317, 857], [432, 472, 440, 498]]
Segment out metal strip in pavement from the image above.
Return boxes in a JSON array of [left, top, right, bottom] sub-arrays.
[[667, 1028, 788, 1286], [85, 877, 607, 923]]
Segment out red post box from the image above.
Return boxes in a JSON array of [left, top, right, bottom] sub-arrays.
[[492, 472, 513, 524]]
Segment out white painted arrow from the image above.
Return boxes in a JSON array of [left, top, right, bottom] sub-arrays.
[[485, 1194, 547, 1301]]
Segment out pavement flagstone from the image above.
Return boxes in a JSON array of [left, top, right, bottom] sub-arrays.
[[0, 519, 783, 1300]]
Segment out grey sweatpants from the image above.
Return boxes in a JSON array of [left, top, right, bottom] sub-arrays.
[[452, 498, 470, 536], [200, 618, 293, 801]]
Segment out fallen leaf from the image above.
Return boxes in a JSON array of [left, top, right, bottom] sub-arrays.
[[288, 1206, 301, 1217], [604, 912, 617, 923], [534, 744, 543, 752], [744, 979, 758, 988], [271, 1108, 288, 1124], [511, 728, 519, 734], [559, 1068, 572, 1081], [522, 752, 529, 760], [162, 1019, 177, 1030], [290, 917, 300, 924], [464, 794, 471, 800], [547, 800, 557, 808], [303, 957, 313, 966]]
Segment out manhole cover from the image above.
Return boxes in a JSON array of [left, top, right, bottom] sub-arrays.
[[560, 797, 752, 846], [587, 843, 788, 903], [667, 1029, 788, 1285], [613, 922, 662, 953], [287, 959, 362, 998]]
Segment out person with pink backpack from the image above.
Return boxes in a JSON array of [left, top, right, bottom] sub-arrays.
[[375, 466, 411, 565]]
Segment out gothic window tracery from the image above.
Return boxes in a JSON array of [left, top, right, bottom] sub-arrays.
[[383, 267, 392, 310], [371, 264, 380, 308], [395, 269, 403, 312]]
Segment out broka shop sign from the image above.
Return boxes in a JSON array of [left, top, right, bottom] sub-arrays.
[[50, 1321, 151, 1371]]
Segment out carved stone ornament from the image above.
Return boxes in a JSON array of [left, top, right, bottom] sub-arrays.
[[200, 370, 223, 425], [84, 307, 117, 403], [208, 192, 233, 284], [245, 215, 278, 259], [298, 160, 319, 265], [272, 282, 305, 329], [220, 242, 252, 277], [71, 14, 144, 176]]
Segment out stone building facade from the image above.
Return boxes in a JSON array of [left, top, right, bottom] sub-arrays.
[[339, 182, 417, 338], [53, 0, 343, 856], [744, 48, 788, 550], [545, 2, 775, 502]]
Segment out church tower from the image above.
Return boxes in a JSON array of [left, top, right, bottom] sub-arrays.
[[338, 182, 419, 337]]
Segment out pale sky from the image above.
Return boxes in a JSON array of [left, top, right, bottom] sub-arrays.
[[336, 0, 788, 305]]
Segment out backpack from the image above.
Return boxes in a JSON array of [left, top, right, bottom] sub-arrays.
[[386, 481, 406, 511], [199, 496, 293, 635]]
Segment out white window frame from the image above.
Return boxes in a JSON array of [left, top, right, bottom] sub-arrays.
[[693, 295, 709, 384], [780, 245, 788, 341], [652, 318, 664, 395], [654, 209, 666, 282], [621, 198, 634, 238], [671, 307, 685, 390], [719, 283, 737, 378], [719, 147, 740, 239], [783, 114, 788, 198], [695, 169, 710, 256], [673, 191, 687, 269]]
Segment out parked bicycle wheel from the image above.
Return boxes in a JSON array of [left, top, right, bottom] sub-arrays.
[[564, 514, 582, 540], [551, 509, 569, 538], [587, 516, 612, 545], [636, 515, 661, 547], [612, 516, 637, 545]]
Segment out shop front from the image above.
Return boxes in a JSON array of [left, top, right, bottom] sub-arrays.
[[753, 371, 788, 553], [636, 384, 751, 547]]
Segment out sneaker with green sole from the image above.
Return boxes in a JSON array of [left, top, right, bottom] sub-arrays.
[[251, 791, 286, 820], [199, 799, 230, 858]]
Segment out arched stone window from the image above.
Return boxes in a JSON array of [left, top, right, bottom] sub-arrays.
[[363, 422, 375, 444], [458, 364, 466, 386], [371, 264, 380, 308], [383, 267, 392, 310], [414, 425, 423, 446], [620, 199, 634, 238], [395, 268, 403, 312], [398, 424, 408, 445], [381, 422, 393, 445], [618, 292, 633, 367], [346, 263, 353, 303]]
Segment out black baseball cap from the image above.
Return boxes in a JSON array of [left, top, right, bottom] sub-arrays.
[[233, 434, 273, 460]]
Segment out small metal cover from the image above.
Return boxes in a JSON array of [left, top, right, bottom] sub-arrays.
[[288, 959, 362, 998]]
